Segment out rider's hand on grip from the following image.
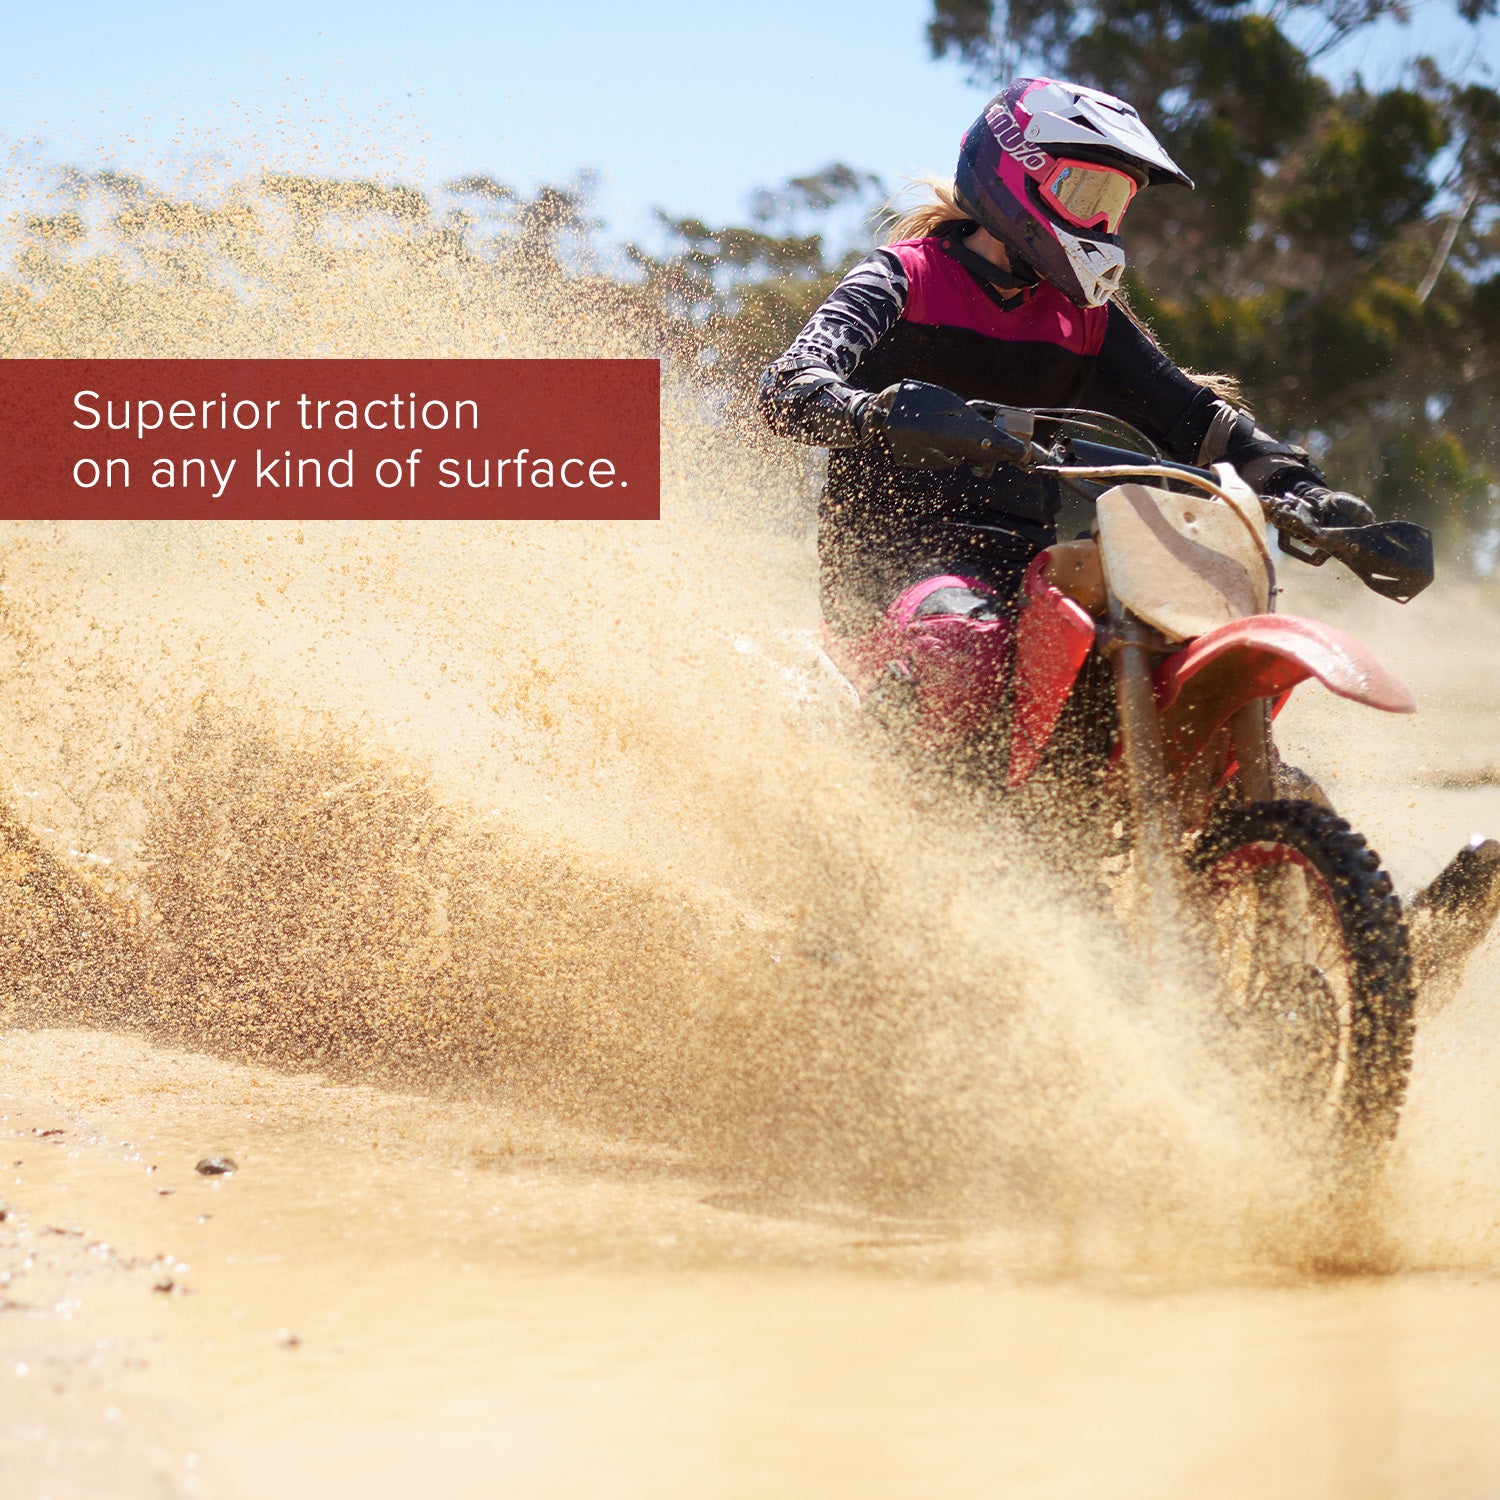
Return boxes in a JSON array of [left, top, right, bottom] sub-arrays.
[[1266, 485, 1435, 602], [863, 380, 1028, 471], [1284, 480, 1377, 530]]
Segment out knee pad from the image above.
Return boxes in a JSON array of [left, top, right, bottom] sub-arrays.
[[829, 574, 1015, 748]]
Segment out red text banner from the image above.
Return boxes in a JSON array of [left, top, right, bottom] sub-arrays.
[[0, 359, 660, 520]]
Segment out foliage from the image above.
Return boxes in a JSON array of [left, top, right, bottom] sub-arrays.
[[13, 9, 1500, 553], [923, 0, 1500, 541], [621, 163, 886, 391]]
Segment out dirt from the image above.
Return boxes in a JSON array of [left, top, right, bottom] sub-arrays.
[[1, 184, 1498, 1498]]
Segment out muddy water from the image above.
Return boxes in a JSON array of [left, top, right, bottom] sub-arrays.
[[1, 183, 1498, 1496], [6, 1019, 1500, 1500], [5, 1001, 1500, 1500]]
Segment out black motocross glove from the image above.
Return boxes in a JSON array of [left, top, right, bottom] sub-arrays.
[[857, 380, 1027, 469], [1283, 479, 1376, 529], [852, 384, 895, 441]]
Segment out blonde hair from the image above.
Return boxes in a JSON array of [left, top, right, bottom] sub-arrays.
[[880, 176, 1244, 406], [881, 176, 972, 244]]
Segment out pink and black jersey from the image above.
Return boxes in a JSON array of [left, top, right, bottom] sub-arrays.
[[759, 231, 1316, 632], [867, 236, 1108, 395]]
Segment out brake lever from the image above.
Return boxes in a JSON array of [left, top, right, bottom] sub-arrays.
[[1278, 533, 1331, 567], [1263, 495, 1331, 566]]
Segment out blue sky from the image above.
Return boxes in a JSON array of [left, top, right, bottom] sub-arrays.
[[3, 0, 1494, 247]]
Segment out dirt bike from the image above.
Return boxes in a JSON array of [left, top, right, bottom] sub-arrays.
[[832, 382, 1500, 1180]]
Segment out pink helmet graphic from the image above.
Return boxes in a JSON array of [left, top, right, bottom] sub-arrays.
[[955, 78, 1193, 308]]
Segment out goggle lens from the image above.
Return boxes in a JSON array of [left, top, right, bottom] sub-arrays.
[[1040, 162, 1138, 233]]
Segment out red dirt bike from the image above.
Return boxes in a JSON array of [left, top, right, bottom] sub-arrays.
[[832, 386, 1500, 1178]]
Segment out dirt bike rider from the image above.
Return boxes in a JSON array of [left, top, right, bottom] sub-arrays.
[[758, 77, 1376, 747]]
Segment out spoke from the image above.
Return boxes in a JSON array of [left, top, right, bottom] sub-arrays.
[[1208, 849, 1352, 1119]]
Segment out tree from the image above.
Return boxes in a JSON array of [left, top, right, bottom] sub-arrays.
[[923, 0, 1500, 540], [623, 163, 886, 393]]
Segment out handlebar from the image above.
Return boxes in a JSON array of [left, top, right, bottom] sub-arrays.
[[873, 382, 1434, 604]]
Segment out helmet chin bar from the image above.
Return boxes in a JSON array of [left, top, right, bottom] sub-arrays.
[[1058, 226, 1126, 306], [958, 159, 1127, 308]]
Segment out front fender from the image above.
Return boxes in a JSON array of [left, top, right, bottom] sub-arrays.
[[1152, 614, 1413, 782], [1156, 614, 1414, 715]]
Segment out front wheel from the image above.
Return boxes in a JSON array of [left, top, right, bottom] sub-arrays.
[[1188, 800, 1415, 1174]]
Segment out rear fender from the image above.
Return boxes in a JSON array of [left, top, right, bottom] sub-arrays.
[[1152, 613, 1413, 780], [1007, 552, 1096, 787]]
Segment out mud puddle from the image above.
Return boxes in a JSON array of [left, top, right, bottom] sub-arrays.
[[4, 1028, 1499, 1500]]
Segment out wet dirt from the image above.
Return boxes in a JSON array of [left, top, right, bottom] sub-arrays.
[[4, 978, 1500, 1500], [5, 1010, 1500, 1500], [1, 181, 1498, 1498]]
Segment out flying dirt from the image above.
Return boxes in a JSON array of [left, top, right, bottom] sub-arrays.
[[1, 176, 1499, 1499]]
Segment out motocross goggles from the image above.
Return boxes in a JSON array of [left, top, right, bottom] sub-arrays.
[[1037, 159, 1140, 233]]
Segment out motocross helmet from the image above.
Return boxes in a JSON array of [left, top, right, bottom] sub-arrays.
[[955, 78, 1193, 308]]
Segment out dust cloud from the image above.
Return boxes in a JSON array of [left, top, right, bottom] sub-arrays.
[[0, 172, 1495, 1282]]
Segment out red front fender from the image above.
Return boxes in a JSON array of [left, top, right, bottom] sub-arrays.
[[1152, 613, 1414, 784], [1155, 614, 1415, 716]]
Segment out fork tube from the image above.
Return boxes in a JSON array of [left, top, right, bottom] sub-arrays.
[[1112, 616, 1185, 957], [1230, 700, 1273, 803]]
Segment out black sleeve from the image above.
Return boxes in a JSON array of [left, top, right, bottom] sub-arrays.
[[1084, 304, 1324, 494], [757, 248, 908, 448]]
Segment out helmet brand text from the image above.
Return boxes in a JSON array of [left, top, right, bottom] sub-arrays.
[[985, 103, 1050, 172]]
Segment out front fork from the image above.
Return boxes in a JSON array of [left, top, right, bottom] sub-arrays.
[[1110, 613, 1275, 971], [1229, 699, 1274, 802], [1109, 613, 1186, 962]]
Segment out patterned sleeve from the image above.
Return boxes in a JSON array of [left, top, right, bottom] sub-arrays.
[[757, 248, 908, 448], [1090, 305, 1323, 491]]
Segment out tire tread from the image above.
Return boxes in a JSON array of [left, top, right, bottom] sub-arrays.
[[1189, 799, 1415, 1150]]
